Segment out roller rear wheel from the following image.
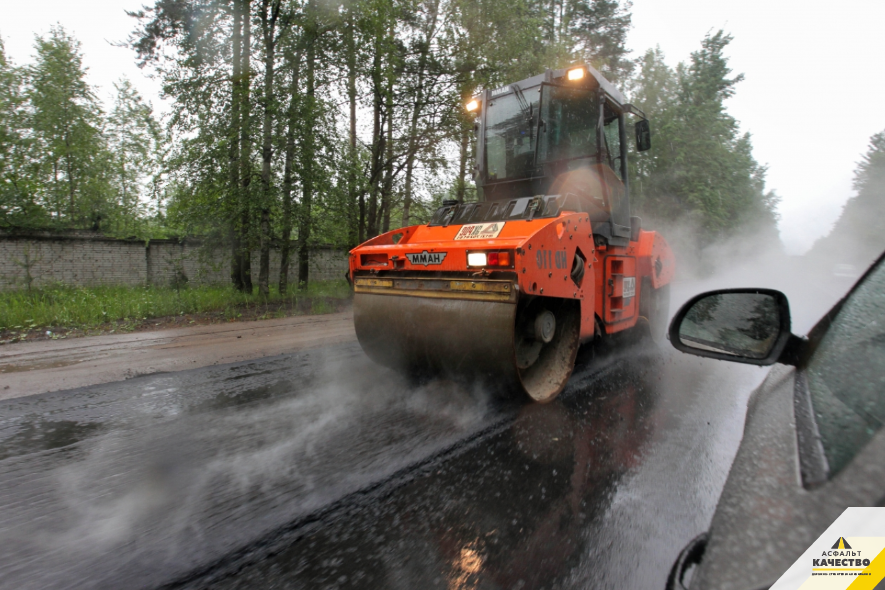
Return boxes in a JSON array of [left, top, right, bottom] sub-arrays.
[[513, 297, 581, 403]]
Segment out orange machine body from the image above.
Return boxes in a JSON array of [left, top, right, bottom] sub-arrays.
[[349, 63, 674, 401], [348, 212, 674, 341]]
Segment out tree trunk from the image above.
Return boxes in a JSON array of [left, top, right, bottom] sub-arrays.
[[346, 10, 360, 247], [257, 0, 280, 297], [367, 42, 383, 238], [401, 163, 414, 228], [402, 85, 421, 228], [258, 207, 270, 296], [457, 125, 469, 202], [64, 133, 75, 223], [297, 1, 317, 288], [401, 3, 438, 227], [279, 50, 301, 295], [380, 19, 395, 234], [53, 160, 61, 219], [381, 90, 393, 233], [239, 0, 253, 294], [229, 0, 244, 290], [279, 127, 295, 295]]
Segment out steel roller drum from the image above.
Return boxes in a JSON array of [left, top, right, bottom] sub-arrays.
[[353, 293, 579, 402]]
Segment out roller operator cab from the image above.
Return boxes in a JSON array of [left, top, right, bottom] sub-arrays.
[[349, 64, 675, 403]]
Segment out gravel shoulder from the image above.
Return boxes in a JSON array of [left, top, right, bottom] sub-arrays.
[[0, 310, 356, 400]]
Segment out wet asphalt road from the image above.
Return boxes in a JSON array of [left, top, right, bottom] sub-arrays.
[[0, 334, 768, 590]]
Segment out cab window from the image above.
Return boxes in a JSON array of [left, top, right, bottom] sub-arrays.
[[484, 87, 541, 181], [602, 103, 622, 179], [806, 257, 885, 477], [539, 84, 598, 163]]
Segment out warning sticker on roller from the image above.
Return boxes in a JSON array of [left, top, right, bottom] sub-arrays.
[[623, 276, 636, 298], [454, 222, 505, 240]]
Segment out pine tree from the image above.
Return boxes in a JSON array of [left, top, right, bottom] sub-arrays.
[[0, 37, 46, 229], [567, 0, 634, 81], [106, 78, 161, 236], [28, 26, 110, 228], [628, 32, 779, 247], [808, 130, 885, 268]]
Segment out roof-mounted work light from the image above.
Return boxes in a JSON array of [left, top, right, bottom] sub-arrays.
[[567, 67, 585, 81]]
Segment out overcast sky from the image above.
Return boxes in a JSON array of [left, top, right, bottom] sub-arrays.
[[3, 0, 884, 254]]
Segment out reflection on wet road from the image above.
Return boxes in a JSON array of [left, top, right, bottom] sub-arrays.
[[0, 339, 765, 589]]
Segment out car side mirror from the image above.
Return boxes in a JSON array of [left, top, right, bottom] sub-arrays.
[[668, 289, 803, 366], [635, 119, 651, 152]]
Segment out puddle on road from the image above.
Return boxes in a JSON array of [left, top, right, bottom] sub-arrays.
[[0, 357, 88, 373], [0, 419, 105, 461], [199, 379, 297, 411]]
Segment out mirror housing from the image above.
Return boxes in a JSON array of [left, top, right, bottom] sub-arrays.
[[635, 119, 651, 152], [669, 288, 804, 366]]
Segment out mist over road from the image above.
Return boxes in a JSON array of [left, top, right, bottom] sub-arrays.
[[0, 332, 767, 589], [0, 250, 860, 589]]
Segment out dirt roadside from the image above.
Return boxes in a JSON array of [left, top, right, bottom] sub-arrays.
[[0, 296, 351, 345], [0, 310, 357, 401]]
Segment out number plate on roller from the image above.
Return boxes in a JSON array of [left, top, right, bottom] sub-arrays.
[[623, 276, 635, 298]]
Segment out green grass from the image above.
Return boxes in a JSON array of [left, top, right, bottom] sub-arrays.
[[0, 281, 352, 332]]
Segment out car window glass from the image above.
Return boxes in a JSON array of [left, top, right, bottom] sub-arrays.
[[806, 257, 885, 477]]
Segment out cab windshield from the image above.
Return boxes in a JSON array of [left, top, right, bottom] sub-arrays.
[[538, 84, 599, 163], [484, 86, 541, 181]]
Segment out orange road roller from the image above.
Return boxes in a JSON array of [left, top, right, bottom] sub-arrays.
[[349, 64, 675, 402]]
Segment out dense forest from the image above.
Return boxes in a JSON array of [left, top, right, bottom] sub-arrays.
[[0, 0, 781, 291], [807, 130, 885, 270]]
